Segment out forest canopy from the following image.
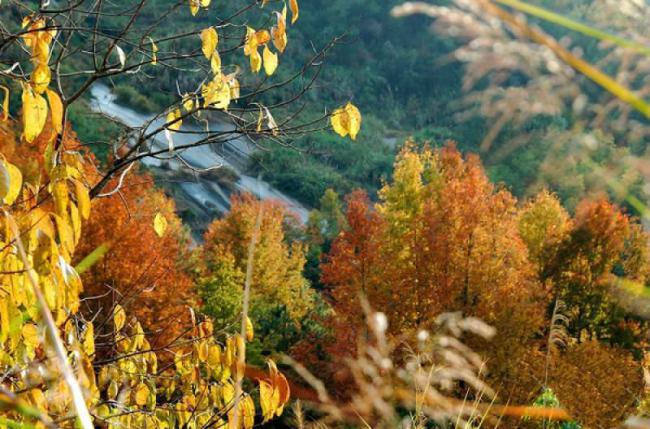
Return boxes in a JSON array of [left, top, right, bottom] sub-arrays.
[[1, 0, 650, 429]]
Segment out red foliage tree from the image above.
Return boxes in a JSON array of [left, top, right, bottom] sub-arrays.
[[74, 170, 197, 355], [311, 143, 547, 401]]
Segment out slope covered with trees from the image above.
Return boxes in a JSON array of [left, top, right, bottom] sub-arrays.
[[2, 0, 650, 428], [296, 143, 648, 427]]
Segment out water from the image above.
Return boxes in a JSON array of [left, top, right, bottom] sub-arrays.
[[88, 84, 309, 223]]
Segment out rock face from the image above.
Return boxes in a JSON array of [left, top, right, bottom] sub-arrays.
[[89, 84, 309, 237]]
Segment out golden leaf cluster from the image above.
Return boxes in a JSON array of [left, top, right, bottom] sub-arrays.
[[244, 1, 300, 76], [18, 16, 63, 142], [258, 360, 291, 422]]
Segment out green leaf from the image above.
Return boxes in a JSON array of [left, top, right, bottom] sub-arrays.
[[74, 243, 110, 274]]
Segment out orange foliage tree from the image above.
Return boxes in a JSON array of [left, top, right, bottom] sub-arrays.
[[313, 142, 545, 398], [323, 142, 544, 336], [0, 121, 197, 355], [74, 169, 197, 355]]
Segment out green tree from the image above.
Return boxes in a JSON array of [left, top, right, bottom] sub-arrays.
[[197, 194, 316, 357], [305, 188, 347, 288], [198, 252, 244, 331]]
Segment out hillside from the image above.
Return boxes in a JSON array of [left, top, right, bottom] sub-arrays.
[[47, 0, 650, 215], [2, 1, 650, 428]]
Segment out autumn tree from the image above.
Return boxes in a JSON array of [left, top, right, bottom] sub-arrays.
[[321, 190, 386, 330], [197, 193, 316, 358], [323, 143, 544, 334], [522, 196, 650, 351], [515, 338, 644, 429], [314, 143, 544, 401], [518, 190, 572, 272], [74, 168, 197, 355]]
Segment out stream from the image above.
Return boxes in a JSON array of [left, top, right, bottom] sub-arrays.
[[88, 84, 310, 229]]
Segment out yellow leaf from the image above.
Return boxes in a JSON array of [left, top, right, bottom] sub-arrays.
[[134, 383, 150, 406], [244, 27, 258, 57], [182, 94, 195, 112], [31, 63, 51, 94], [21, 323, 39, 348], [202, 75, 231, 109], [255, 30, 271, 46], [0, 297, 9, 345], [259, 379, 279, 422], [273, 29, 287, 54], [133, 321, 145, 350], [200, 0, 211, 5], [46, 89, 63, 134], [83, 323, 95, 356], [22, 84, 48, 143], [166, 108, 182, 132], [229, 77, 241, 100], [250, 48, 262, 73], [148, 37, 158, 65], [201, 27, 219, 60], [265, 359, 290, 416], [52, 180, 69, 218], [95, 404, 110, 418], [331, 102, 362, 140], [29, 388, 46, 410], [331, 106, 348, 138], [33, 38, 51, 66], [281, 3, 288, 25], [228, 395, 255, 429], [189, 0, 200, 15], [345, 102, 362, 140], [211, 50, 222, 74], [223, 336, 235, 367], [107, 380, 119, 400], [198, 340, 209, 362], [153, 212, 168, 237], [207, 344, 221, 369], [243, 395, 255, 429], [289, 0, 299, 24], [75, 180, 91, 220], [0, 85, 9, 121], [0, 162, 9, 203], [245, 316, 254, 341], [4, 162, 22, 205], [263, 45, 278, 76], [264, 106, 278, 135], [114, 304, 126, 332], [271, 10, 288, 53]]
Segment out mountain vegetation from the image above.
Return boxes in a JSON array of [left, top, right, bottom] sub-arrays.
[[1, 0, 650, 428]]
